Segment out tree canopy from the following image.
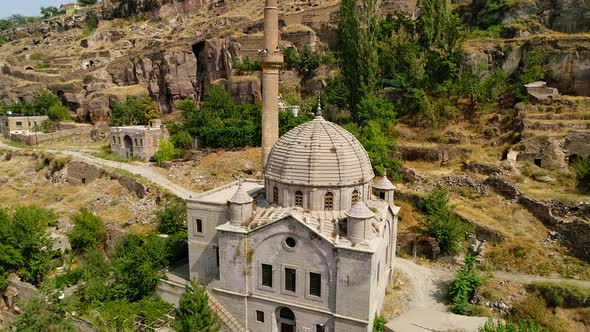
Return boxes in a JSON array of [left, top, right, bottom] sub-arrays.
[[175, 280, 221, 332]]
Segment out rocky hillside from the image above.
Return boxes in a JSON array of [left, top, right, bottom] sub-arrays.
[[1, 0, 590, 125]]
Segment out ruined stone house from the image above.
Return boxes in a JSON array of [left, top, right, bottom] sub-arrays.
[[109, 119, 165, 161], [507, 131, 590, 168], [524, 81, 560, 104]]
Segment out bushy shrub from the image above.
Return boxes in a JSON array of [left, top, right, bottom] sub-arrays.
[[154, 139, 180, 166], [232, 56, 261, 73], [67, 209, 106, 251], [571, 156, 590, 192], [529, 282, 590, 308], [479, 318, 546, 332], [419, 189, 472, 254], [14, 296, 75, 332], [447, 255, 482, 314], [170, 130, 193, 150], [156, 202, 187, 235], [372, 314, 387, 332], [47, 103, 71, 121]]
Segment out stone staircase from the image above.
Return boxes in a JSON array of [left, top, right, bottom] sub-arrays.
[[155, 273, 247, 332], [207, 289, 248, 332]]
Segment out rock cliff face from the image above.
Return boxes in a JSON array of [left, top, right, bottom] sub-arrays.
[[473, 36, 590, 96], [538, 0, 590, 33]]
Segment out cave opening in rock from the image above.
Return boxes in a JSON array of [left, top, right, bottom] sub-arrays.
[[192, 41, 206, 102]]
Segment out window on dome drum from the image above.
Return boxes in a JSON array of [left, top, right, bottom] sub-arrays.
[[295, 191, 303, 207], [316, 324, 325, 332], [256, 310, 264, 323], [352, 190, 359, 205], [379, 191, 385, 200], [309, 272, 321, 297], [285, 268, 296, 292], [262, 264, 273, 287], [273, 187, 279, 203], [324, 192, 334, 210]]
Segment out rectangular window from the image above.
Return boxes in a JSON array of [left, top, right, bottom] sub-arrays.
[[16, 121, 22, 127], [134, 138, 138, 146], [316, 325, 325, 332], [195, 219, 203, 234], [309, 272, 321, 297], [262, 264, 273, 287], [285, 268, 296, 292], [140, 138, 143, 146], [216, 246, 220, 267], [112, 136, 116, 143], [256, 310, 264, 323]]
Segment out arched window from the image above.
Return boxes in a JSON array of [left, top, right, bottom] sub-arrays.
[[352, 190, 359, 205], [295, 191, 303, 207], [324, 192, 334, 210], [273, 187, 279, 203]]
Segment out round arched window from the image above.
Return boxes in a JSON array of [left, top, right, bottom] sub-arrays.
[[285, 237, 297, 249]]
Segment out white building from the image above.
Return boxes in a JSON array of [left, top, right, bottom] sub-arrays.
[[187, 111, 400, 332]]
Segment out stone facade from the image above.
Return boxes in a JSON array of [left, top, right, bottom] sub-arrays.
[[0, 114, 48, 139], [187, 114, 400, 332], [508, 131, 590, 169], [109, 119, 164, 161]]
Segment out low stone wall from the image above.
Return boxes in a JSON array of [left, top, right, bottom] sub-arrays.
[[485, 176, 590, 262], [11, 126, 93, 146]]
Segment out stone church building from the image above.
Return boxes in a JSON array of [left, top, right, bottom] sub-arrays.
[[187, 114, 400, 331], [184, 1, 399, 331]]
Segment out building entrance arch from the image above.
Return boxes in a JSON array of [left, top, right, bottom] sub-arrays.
[[123, 135, 133, 158], [276, 307, 296, 332]]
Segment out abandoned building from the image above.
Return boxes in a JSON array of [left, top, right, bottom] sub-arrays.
[[507, 131, 590, 168], [178, 2, 400, 331], [524, 81, 560, 104], [0, 114, 48, 139], [109, 119, 164, 161], [60, 3, 82, 16]]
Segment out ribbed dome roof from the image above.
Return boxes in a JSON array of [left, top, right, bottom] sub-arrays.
[[265, 115, 374, 186]]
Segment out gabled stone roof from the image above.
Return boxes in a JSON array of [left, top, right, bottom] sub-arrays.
[[265, 115, 374, 186]]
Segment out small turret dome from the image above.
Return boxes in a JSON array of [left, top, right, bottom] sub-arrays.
[[373, 171, 395, 190]]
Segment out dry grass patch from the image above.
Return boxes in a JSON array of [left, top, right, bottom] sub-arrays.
[[381, 270, 411, 320]]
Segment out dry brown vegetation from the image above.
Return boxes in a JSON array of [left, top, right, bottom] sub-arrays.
[[156, 147, 262, 193], [0, 154, 159, 230]]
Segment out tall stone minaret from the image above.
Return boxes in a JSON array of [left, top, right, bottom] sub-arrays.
[[261, 0, 283, 168]]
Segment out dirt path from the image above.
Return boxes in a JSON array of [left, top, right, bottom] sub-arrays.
[[394, 258, 452, 311], [0, 141, 198, 200]]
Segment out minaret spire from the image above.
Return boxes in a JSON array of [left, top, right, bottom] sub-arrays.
[[261, 0, 284, 169]]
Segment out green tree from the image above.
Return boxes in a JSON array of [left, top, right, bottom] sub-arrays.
[[32, 90, 62, 115], [0, 206, 55, 283], [514, 49, 546, 100], [156, 202, 187, 235], [109, 96, 160, 126], [175, 280, 221, 332], [67, 209, 106, 251], [40, 6, 61, 19], [419, 189, 471, 254], [283, 47, 301, 70], [170, 131, 193, 151], [339, 0, 380, 117], [110, 234, 170, 302]]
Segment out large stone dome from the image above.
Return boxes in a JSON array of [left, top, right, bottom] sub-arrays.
[[265, 115, 374, 187]]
